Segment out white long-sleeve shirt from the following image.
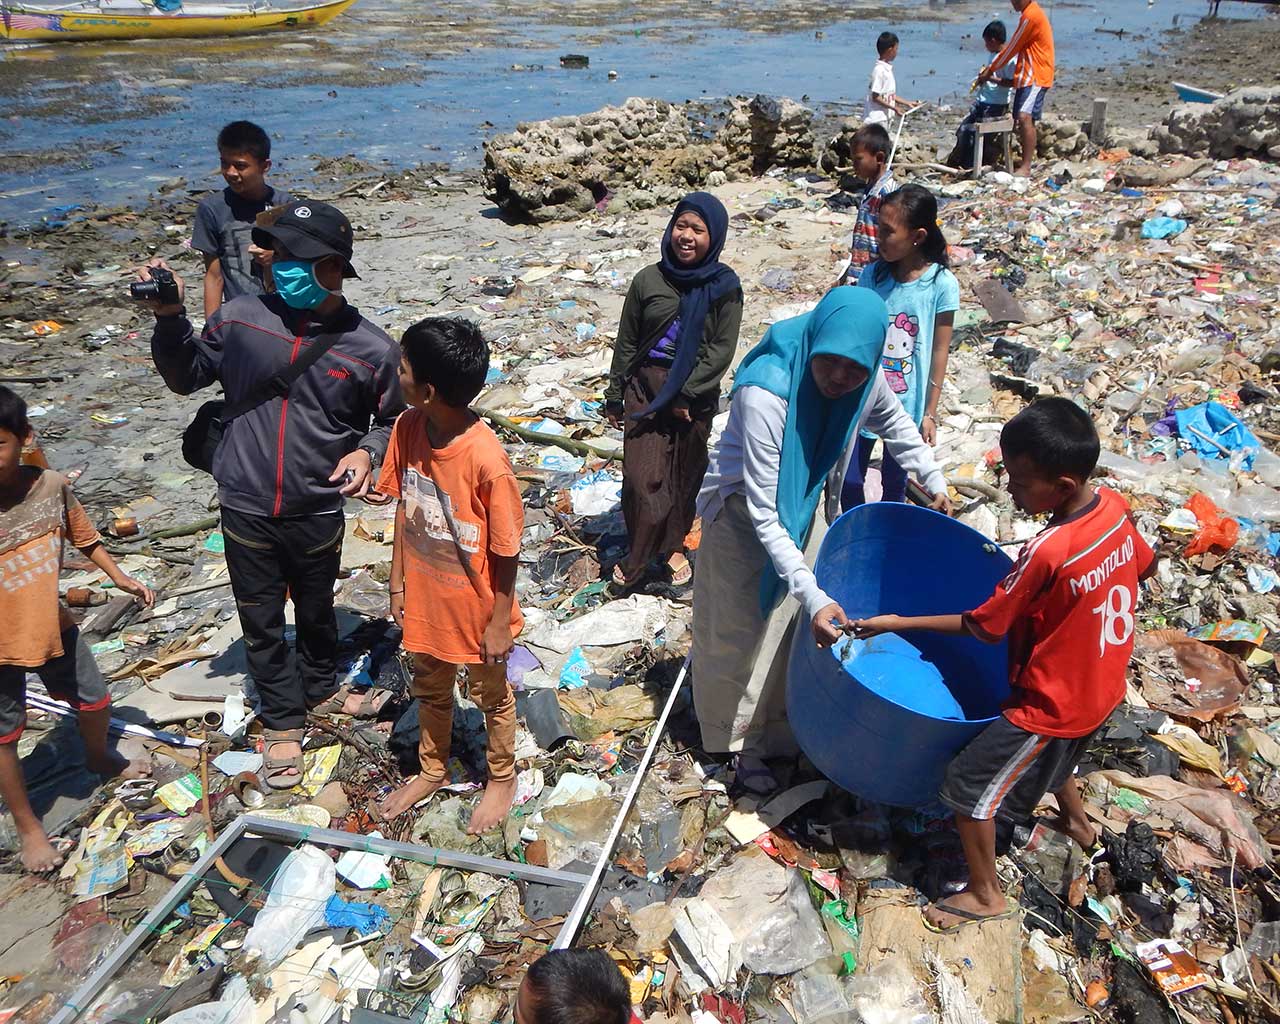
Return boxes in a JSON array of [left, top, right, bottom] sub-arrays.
[[697, 375, 947, 620]]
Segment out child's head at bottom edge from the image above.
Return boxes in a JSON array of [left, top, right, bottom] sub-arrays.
[[1000, 396, 1100, 516], [515, 949, 631, 1024], [399, 316, 490, 411], [0, 385, 33, 485]]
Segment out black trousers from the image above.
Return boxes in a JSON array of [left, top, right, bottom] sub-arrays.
[[222, 507, 344, 731]]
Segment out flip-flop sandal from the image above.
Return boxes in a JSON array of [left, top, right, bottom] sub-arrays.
[[310, 684, 390, 719], [922, 897, 1018, 935], [262, 729, 305, 791], [731, 756, 779, 798], [668, 556, 693, 587]]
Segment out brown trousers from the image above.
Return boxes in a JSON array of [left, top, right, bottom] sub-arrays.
[[619, 363, 715, 581], [411, 653, 516, 785]]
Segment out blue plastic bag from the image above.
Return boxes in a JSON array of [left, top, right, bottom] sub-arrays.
[[1141, 216, 1188, 239], [1174, 401, 1260, 469]]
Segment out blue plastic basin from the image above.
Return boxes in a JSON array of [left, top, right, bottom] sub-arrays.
[[787, 503, 1014, 806]]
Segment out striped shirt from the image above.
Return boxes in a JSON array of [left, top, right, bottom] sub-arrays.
[[985, 1, 1055, 90], [849, 170, 897, 271]]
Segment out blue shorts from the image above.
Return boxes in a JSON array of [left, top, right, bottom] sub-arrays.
[[1014, 85, 1048, 121]]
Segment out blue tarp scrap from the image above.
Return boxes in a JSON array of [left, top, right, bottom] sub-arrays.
[[325, 894, 391, 934], [1173, 401, 1261, 470]]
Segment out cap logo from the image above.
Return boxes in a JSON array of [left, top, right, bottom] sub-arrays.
[[294, 206, 312, 219]]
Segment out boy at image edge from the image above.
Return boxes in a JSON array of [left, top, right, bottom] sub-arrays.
[[375, 318, 522, 834], [852, 398, 1157, 933]]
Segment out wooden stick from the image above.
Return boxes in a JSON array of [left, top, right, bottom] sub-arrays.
[[476, 407, 619, 461]]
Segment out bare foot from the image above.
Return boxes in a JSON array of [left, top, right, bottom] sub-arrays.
[[1048, 814, 1098, 851], [923, 888, 1010, 930], [467, 777, 517, 835], [377, 775, 444, 821], [19, 828, 64, 874], [1014, 166, 1032, 178], [86, 751, 152, 780]]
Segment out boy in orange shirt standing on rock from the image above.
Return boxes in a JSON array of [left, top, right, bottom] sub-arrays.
[[375, 319, 523, 834]]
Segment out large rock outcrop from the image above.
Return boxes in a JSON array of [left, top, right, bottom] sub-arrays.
[[1155, 87, 1280, 159], [483, 95, 814, 222]]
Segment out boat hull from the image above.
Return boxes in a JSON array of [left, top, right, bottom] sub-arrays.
[[1172, 81, 1224, 104], [2, 0, 357, 41]]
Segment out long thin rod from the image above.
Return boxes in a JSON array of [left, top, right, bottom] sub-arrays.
[[48, 814, 248, 1024], [553, 656, 690, 948], [238, 817, 591, 888]]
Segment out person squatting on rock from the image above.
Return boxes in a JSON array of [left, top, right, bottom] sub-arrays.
[[374, 318, 523, 834], [605, 192, 742, 590], [841, 185, 959, 508], [193, 120, 292, 320], [0, 386, 154, 873], [691, 289, 950, 798], [142, 200, 405, 791], [852, 399, 1157, 933]]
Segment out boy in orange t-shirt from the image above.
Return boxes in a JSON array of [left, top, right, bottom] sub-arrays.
[[0, 386, 154, 873], [374, 319, 523, 834]]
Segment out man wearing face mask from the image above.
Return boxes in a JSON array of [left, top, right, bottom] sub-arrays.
[[143, 200, 405, 789]]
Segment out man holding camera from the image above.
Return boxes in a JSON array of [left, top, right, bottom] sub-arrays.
[[140, 200, 404, 790]]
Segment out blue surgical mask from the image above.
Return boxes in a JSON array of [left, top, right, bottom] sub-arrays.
[[272, 259, 335, 310]]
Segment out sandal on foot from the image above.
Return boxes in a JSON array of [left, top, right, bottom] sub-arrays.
[[668, 554, 693, 587], [922, 896, 1018, 935], [310, 684, 388, 719], [262, 729, 305, 791]]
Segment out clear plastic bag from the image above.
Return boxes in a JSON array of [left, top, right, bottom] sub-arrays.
[[242, 845, 336, 967]]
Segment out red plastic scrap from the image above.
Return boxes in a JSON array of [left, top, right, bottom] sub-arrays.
[[1183, 492, 1239, 557], [700, 993, 746, 1024]]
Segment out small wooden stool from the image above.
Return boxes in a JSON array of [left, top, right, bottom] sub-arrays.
[[973, 116, 1015, 179]]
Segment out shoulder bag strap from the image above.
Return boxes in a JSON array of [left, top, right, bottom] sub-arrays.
[[221, 329, 345, 422]]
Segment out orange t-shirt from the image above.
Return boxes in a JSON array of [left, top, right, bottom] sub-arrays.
[[987, 0, 1055, 89], [376, 410, 524, 664], [0, 468, 101, 667]]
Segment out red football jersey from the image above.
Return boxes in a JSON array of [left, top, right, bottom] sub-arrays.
[[964, 487, 1154, 738]]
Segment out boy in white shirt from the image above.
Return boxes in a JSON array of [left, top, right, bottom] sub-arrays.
[[863, 31, 916, 125]]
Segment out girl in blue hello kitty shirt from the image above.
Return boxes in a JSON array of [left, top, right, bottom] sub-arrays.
[[842, 184, 959, 508]]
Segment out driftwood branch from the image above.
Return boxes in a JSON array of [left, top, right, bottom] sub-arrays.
[[476, 407, 620, 461]]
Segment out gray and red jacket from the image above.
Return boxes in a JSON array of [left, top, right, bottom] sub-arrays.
[[152, 294, 405, 518]]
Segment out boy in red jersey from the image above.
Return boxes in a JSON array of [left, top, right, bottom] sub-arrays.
[[852, 397, 1156, 932]]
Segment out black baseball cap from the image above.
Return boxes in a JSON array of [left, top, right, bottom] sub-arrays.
[[252, 200, 359, 278]]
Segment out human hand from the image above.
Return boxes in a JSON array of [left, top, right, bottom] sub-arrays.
[[116, 574, 155, 608], [135, 259, 185, 317], [247, 242, 274, 269], [390, 590, 404, 627], [331, 448, 373, 497], [480, 618, 514, 666], [847, 614, 900, 639], [931, 490, 953, 516], [605, 404, 625, 430], [670, 401, 693, 424], [812, 602, 850, 648], [921, 414, 937, 445]]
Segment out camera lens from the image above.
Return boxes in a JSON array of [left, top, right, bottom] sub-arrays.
[[130, 280, 160, 300]]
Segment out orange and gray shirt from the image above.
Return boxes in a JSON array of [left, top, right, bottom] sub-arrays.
[[985, 1, 1055, 90]]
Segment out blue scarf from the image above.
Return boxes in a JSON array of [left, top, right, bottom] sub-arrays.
[[732, 288, 889, 613], [632, 192, 741, 419]]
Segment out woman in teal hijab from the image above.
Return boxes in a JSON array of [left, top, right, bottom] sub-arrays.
[[692, 288, 950, 795]]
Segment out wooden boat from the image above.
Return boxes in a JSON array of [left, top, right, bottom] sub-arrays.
[[1, 0, 357, 42], [1172, 81, 1225, 104]]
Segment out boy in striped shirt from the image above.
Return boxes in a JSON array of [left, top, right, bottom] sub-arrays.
[[977, 0, 1055, 176], [842, 123, 895, 284], [852, 398, 1156, 933]]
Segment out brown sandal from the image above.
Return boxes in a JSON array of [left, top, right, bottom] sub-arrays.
[[262, 729, 305, 791], [310, 684, 389, 719]]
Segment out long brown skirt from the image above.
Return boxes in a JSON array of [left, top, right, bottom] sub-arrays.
[[619, 363, 714, 581]]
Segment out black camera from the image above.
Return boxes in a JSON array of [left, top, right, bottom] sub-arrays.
[[129, 267, 180, 305]]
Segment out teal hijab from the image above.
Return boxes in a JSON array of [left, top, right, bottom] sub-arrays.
[[731, 288, 889, 614]]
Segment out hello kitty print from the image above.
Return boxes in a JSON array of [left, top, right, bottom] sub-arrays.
[[881, 311, 918, 395]]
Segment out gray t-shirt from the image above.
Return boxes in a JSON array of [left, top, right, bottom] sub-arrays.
[[191, 185, 292, 303]]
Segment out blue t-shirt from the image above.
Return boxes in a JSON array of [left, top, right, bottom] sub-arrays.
[[977, 58, 1015, 107], [857, 262, 961, 427]]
